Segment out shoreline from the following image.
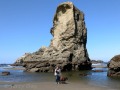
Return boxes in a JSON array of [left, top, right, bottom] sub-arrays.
[[0, 64, 119, 90], [0, 81, 118, 90]]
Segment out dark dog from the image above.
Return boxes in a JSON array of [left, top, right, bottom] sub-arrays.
[[60, 76, 68, 84]]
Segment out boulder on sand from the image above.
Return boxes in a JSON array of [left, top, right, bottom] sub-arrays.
[[2, 71, 10, 76], [107, 54, 120, 76]]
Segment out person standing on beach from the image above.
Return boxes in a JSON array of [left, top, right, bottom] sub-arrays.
[[54, 66, 61, 84]]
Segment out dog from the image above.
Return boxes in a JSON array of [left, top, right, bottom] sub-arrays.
[[60, 76, 68, 84]]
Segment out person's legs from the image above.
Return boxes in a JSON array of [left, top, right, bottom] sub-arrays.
[[56, 75, 58, 84], [56, 75, 60, 84]]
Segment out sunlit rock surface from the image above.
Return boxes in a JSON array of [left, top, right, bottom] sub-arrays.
[[14, 2, 92, 72]]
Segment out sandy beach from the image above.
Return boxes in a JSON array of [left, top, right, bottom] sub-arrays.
[[0, 81, 118, 90]]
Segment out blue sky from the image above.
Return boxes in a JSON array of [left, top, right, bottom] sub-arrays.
[[0, 0, 120, 63]]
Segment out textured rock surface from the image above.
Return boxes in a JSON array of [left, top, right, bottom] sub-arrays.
[[107, 55, 120, 76], [14, 2, 92, 72], [13, 53, 31, 66]]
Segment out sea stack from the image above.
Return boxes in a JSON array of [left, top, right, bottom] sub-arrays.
[[108, 55, 120, 76], [14, 2, 92, 72]]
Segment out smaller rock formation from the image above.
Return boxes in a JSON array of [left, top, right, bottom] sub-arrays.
[[2, 71, 10, 76], [13, 53, 31, 66], [107, 54, 120, 76], [91, 60, 104, 64]]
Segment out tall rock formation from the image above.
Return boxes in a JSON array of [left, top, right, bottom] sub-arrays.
[[108, 55, 120, 76], [14, 2, 92, 72]]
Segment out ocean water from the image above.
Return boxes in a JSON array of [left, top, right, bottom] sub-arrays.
[[0, 66, 54, 82], [0, 65, 120, 89]]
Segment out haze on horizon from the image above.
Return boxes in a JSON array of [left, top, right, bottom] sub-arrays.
[[0, 0, 120, 64]]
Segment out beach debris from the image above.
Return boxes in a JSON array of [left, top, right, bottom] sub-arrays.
[[92, 70, 104, 72], [79, 73, 88, 76]]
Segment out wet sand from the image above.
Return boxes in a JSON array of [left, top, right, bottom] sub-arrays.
[[0, 81, 118, 90]]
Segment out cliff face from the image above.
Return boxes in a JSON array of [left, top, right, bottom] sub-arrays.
[[15, 2, 92, 72], [107, 55, 120, 76]]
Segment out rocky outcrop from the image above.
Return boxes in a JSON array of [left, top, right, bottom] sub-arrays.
[[13, 53, 31, 66], [107, 55, 120, 76], [1, 71, 10, 76], [15, 2, 92, 72]]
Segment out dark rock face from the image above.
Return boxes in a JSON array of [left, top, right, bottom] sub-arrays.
[[107, 55, 120, 76], [14, 2, 92, 72]]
